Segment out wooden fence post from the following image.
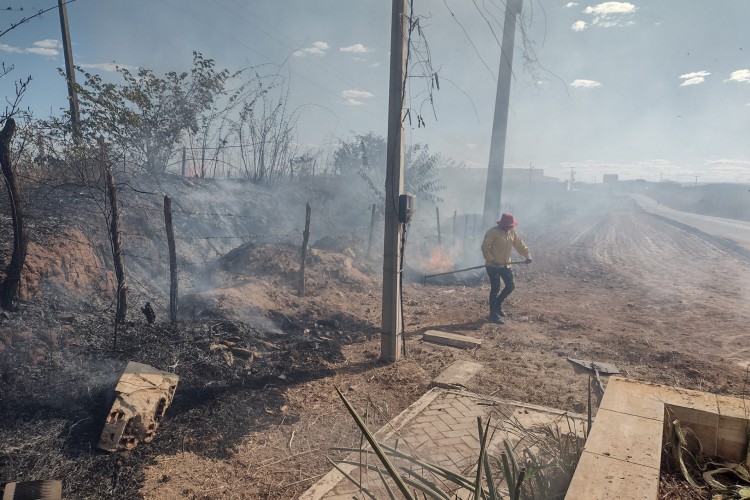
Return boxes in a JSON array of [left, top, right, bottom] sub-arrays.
[[463, 214, 469, 248], [452, 210, 457, 246], [102, 138, 127, 348], [163, 195, 178, 323], [435, 206, 441, 245], [180, 147, 186, 177], [367, 203, 377, 259], [299, 202, 311, 296]]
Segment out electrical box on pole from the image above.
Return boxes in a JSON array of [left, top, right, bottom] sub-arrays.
[[481, 0, 523, 230], [381, 0, 408, 363]]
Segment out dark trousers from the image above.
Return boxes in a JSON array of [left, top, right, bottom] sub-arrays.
[[486, 266, 515, 316]]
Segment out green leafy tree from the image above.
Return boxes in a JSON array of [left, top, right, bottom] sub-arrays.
[[73, 52, 231, 173], [333, 133, 444, 202]]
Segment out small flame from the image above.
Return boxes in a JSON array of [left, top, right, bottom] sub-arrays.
[[417, 246, 455, 274]]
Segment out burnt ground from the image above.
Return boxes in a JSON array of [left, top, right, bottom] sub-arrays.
[[1, 176, 749, 498]]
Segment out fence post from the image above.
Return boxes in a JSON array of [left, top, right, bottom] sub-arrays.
[[452, 210, 457, 246], [463, 214, 469, 248], [102, 138, 127, 348], [163, 195, 178, 323], [436, 206, 441, 245], [367, 203, 377, 259], [181, 147, 186, 176], [299, 202, 311, 296], [472, 214, 478, 243]]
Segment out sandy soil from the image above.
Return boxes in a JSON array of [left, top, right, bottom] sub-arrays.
[[2, 189, 749, 499]]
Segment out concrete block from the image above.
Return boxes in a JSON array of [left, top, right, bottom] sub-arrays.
[[2, 480, 62, 500], [422, 330, 482, 349], [97, 361, 179, 452]]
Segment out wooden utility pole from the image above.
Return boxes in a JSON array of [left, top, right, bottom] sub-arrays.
[[163, 196, 178, 323], [57, 0, 80, 138], [0, 118, 26, 311], [381, 0, 408, 363], [481, 0, 523, 230], [299, 203, 311, 296]]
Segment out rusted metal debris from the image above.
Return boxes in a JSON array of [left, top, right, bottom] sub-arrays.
[[2, 480, 62, 500], [97, 361, 179, 452]]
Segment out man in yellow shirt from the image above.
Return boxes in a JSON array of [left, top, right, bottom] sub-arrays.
[[481, 213, 532, 324]]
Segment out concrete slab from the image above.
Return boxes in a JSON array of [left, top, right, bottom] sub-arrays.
[[566, 452, 659, 500], [432, 360, 483, 389], [583, 409, 663, 470], [422, 330, 482, 349], [568, 377, 750, 499]]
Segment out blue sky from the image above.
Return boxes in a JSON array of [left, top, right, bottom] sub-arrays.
[[1, 0, 749, 183]]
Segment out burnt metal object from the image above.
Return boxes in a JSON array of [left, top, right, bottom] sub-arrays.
[[97, 361, 179, 452], [567, 358, 620, 375], [2, 480, 62, 500]]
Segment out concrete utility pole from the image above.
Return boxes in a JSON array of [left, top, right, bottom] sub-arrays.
[[58, 0, 81, 138], [381, 0, 408, 363], [482, 0, 523, 230]]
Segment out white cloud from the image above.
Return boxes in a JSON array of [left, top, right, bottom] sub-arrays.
[[466, 143, 478, 150], [79, 62, 132, 72], [340, 43, 371, 54], [572, 20, 587, 31], [583, 2, 636, 15], [724, 69, 750, 83], [679, 70, 710, 86], [345, 98, 364, 106], [25, 47, 58, 56], [0, 43, 23, 54], [571, 79, 602, 88], [293, 41, 329, 57], [583, 2, 636, 28], [341, 89, 374, 99], [32, 39, 61, 49], [565, 2, 579, 7]]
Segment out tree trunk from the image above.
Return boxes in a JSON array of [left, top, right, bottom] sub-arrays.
[[101, 140, 127, 336], [0, 118, 26, 311], [163, 195, 178, 323]]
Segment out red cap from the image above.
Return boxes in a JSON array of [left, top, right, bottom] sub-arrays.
[[496, 213, 518, 228]]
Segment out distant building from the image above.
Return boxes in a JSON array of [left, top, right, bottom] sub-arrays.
[[603, 174, 619, 184]]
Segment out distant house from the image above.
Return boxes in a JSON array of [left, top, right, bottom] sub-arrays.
[[603, 174, 619, 184]]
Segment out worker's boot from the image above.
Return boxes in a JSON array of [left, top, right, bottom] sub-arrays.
[[496, 299, 507, 317], [488, 304, 504, 324]]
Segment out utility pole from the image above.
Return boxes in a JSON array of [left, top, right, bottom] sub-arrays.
[[58, 0, 80, 138], [381, 0, 407, 363], [482, 0, 523, 230]]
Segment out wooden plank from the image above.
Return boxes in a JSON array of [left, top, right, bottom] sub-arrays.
[[422, 330, 482, 349]]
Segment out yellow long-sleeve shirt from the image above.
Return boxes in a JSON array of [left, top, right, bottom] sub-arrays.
[[481, 226, 531, 267]]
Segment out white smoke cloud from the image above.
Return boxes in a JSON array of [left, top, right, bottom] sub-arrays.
[[572, 20, 587, 31], [679, 70, 710, 86]]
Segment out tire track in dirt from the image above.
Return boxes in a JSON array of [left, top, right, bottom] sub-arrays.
[[538, 202, 750, 367]]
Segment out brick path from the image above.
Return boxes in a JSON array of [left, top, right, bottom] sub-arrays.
[[302, 388, 578, 499]]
